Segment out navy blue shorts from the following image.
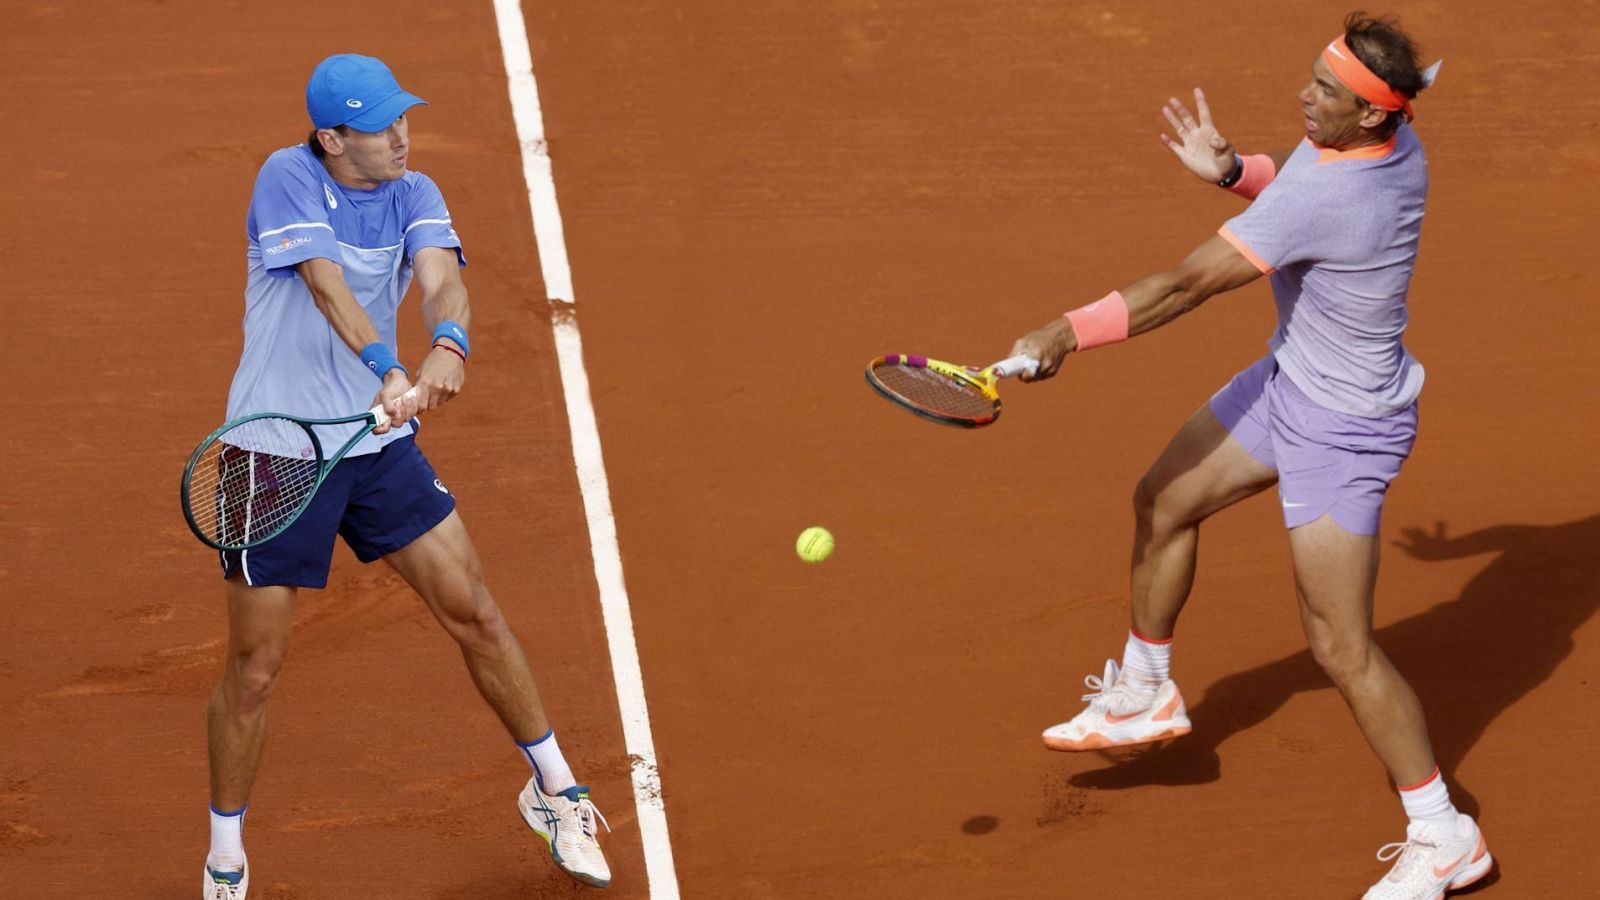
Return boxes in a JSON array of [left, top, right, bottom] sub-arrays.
[[220, 435, 456, 588]]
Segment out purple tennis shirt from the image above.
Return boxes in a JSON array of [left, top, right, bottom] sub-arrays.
[[1219, 122, 1428, 418]]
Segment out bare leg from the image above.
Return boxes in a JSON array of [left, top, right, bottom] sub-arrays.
[[1130, 404, 1278, 638], [208, 577, 297, 810], [384, 510, 549, 742], [1290, 515, 1436, 784]]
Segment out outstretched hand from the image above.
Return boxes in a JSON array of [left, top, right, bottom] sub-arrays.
[[1159, 88, 1237, 183]]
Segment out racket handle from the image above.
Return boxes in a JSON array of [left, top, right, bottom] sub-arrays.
[[368, 386, 421, 422], [989, 355, 1040, 379]]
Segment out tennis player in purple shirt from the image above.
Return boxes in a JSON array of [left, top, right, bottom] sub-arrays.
[[1010, 15, 1491, 899]]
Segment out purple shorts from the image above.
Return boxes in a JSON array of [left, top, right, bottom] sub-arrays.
[[1208, 356, 1417, 535], [220, 435, 456, 588]]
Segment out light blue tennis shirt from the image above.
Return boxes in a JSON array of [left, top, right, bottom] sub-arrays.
[[226, 144, 464, 455], [1219, 122, 1428, 418]]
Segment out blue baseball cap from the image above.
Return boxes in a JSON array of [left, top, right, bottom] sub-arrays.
[[306, 54, 427, 132]]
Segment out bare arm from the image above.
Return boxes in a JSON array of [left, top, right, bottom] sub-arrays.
[[296, 257, 416, 430], [410, 246, 469, 412], [299, 256, 386, 352], [1009, 233, 1265, 380]]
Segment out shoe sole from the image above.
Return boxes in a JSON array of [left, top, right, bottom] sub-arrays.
[[1042, 723, 1191, 752], [517, 795, 611, 888]]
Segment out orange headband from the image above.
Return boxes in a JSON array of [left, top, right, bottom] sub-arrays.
[[1322, 35, 1414, 120]]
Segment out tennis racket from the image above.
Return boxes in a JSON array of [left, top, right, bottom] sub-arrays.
[[865, 353, 1039, 428], [179, 388, 418, 551]]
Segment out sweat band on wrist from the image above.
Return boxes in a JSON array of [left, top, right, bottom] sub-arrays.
[[431, 320, 469, 357], [359, 342, 406, 379], [1225, 154, 1277, 200], [1063, 291, 1130, 352]]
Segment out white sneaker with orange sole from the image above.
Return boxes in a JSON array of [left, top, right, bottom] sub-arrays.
[[1041, 660, 1191, 751], [1362, 813, 1492, 900]]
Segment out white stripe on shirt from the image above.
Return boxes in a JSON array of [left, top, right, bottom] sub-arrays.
[[257, 221, 336, 240], [404, 218, 453, 233]]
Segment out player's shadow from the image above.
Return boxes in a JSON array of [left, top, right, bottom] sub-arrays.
[[1068, 514, 1600, 815]]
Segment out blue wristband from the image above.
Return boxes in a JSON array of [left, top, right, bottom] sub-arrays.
[[431, 320, 469, 357], [359, 342, 407, 379]]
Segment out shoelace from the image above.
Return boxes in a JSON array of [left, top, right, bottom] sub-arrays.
[[1374, 836, 1438, 880], [1080, 662, 1120, 704], [1081, 662, 1151, 712], [576, 798, 612, 842]]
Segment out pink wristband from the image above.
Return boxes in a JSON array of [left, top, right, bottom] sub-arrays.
[[1226, 154, 1277, 200], [1064, 290, 1130, 351]]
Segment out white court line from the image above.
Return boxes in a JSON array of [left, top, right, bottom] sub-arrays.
[[491, 2, 681, 896]]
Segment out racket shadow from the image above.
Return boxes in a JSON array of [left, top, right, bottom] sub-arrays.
[[1068, 513, 1600, 813]]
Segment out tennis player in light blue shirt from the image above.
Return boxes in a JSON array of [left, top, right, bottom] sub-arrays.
[[229, 97, 463, 453], [202, 54, 611, 900]]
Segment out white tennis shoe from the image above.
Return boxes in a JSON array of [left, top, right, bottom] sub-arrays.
[[518, 778, 612, 888], [1362, 813, 1492, 900], [1041, 659, 1191, 751], [201, 857, 248, 899]]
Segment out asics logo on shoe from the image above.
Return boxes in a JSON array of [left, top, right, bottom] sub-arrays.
[[537, 808, 561, 833]]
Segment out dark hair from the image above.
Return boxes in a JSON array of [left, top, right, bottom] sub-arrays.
[[1343, 12, 1426, 117], [307, 125, 350, 159]]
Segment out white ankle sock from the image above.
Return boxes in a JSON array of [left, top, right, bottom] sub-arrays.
[[207, 804, 247, 871], [1398, 769, 1461, 835], [1120, 629, 1172, 695], [519, 730, 577, 793]]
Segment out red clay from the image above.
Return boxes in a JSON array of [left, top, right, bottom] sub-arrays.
[[3, 2, 1597, 898]]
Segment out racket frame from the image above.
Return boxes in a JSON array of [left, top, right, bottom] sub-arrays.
[[864, 353, 1005, 429], [179, 397, 404, 552]]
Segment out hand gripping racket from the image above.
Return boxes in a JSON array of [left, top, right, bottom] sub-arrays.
[[865, 354, 1039, 428], [179, 389, 418, 551]]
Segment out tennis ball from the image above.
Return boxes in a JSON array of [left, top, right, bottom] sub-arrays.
[[796, 526, 835, 564]]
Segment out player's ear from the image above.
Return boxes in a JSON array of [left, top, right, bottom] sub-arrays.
[[315, 128, 344, 157], [1358, 105, 1389, 131]]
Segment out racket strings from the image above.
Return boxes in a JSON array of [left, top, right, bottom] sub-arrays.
[[187, 417, 320, 547], [872, 364, 996, 420]]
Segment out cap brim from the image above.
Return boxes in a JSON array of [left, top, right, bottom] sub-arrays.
[[342, 90, 427, 132]]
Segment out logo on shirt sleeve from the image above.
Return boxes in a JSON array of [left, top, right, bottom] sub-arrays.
[[324, 183, 339, 210], [264, 235, 314, 256]]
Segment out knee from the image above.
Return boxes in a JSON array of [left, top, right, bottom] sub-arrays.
[[1308, 632, 1374, 688], [225, 648, 287, 714], [1133, 475, 1193, 536], [445, 593, 514, 653], [1132, 476, 1156, 520]]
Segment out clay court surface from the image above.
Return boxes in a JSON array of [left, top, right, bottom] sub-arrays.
[[3, 1, 1598, 897]]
